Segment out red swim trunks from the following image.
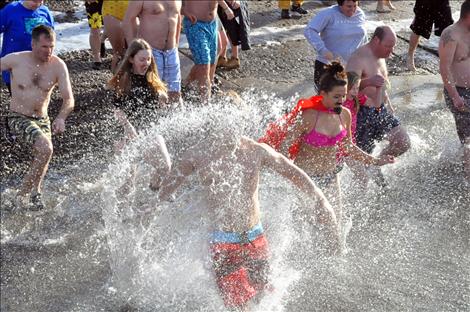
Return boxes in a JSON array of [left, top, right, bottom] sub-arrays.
[[210, 235, 270, 307]]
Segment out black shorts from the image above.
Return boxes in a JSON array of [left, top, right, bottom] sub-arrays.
[[355, 104, 400, 154], [444, 87, 470, 143], [410, 0, 453, 39], [314, 60, 328, 91], [85, 0, 104, 29]]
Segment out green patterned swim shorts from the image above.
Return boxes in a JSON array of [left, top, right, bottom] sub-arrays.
[[7, 112, 51, 145]]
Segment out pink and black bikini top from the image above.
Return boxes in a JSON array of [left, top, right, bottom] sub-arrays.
[[303, 111, 347, 148]]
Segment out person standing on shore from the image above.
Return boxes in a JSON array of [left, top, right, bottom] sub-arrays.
[[279, 0, 308, 19], [102, 0, 129, 72], [0, 25, 74, 210], [123, 0, 182, 104], [84, 0, 106, 70], [304, 0, 367, 90], [181, 0, 220, 102], [407, 0, 454, 71], [439, 0, 470, 182], [0, 0, 54, 95]]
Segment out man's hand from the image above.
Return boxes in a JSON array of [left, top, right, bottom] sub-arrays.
[[367, 74, 385, 88], [186, 14, 197, 24], [52, 118, 66, 135], [453, 96, 470, 113]]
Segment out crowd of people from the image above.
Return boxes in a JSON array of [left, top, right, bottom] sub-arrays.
[[1, 0, 469, 310]]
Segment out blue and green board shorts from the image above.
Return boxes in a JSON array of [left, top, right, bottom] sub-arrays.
[[183, 17, 218, 65]]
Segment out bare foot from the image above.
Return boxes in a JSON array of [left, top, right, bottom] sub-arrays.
[[386, 0, 396, 10], [406, 55, 416, 71]]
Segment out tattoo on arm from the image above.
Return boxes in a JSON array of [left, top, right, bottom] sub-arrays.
[[441, 30, 454, 46]]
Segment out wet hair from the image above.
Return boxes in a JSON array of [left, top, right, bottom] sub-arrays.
[[371, 26, 387, 41], [461, 0, 470, 19], [318, 61, 347, 93], [337, 0, 358, 6], [108, 38, 167, 97], [31, 24, 55, 41]]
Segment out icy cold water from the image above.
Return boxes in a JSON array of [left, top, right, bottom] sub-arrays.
[[1, 76, 469, 312]]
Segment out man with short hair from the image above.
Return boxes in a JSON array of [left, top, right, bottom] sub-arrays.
[[155, 133, 340, 309], [439, 0, 470, 182], [123, 0, 182, 103], [407, 0, 454, 71], [0, 25, 74, 210], [346, 26, 411, 185], [0, 0, 54, 94]]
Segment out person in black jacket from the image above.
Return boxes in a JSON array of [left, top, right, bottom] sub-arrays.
[[217, 0, 250, 70], [108, 38, 168, 147]]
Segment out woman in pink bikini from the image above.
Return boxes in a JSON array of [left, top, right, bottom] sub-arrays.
[[281, 62, 394, 239]]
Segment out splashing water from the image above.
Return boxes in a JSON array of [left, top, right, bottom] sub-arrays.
[[1, 85, 469, 311]]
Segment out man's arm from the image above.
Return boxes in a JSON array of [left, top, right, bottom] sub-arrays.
[[53, 59, 74, 134], [157, 154, 195, 201], [259, 143, 337, 224], [144, 135, 172, 191], [122, 0, 143, 45], [218, 0, 234, 20], [258, 142, 340, 251], [346, 56, 384, 91], [341, 108, 394, 165], [0, 53, 16, 72], [439, 27, 466, 112]]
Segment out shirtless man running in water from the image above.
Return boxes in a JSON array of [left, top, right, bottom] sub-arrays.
[[439, 0, 470, 182], [346, 26, 411, 186], [0, 25, 74, 210], [123, 0, 182, 103], [154, 133, 340, 310]]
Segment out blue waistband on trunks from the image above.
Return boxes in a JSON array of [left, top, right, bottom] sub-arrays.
[[210, 222, 264, 244]]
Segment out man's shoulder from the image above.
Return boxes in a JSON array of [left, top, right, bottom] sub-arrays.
[[347, 46, 368, 67], [440, 25, 457, 45]]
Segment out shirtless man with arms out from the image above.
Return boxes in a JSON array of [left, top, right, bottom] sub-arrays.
[[346, 26, 411, 186], [181, 0, 234, 102], [0, 25, 74, 210], [123, 0, 182, 103], [439, 0, 470, 182], [154, 133, 340, 310]]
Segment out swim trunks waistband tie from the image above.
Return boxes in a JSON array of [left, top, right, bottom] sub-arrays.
[[211, 222, 264, 244]]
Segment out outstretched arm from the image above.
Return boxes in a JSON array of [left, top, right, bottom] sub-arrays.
[[259, 142, 340, 250], [156, 153, 195, 201], [144, 135, 172, 191], [341, 108, 394, 166], [53, 59, 75, 134]]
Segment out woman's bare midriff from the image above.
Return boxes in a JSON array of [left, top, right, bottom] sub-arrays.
[[295, 144, 338, 176]]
